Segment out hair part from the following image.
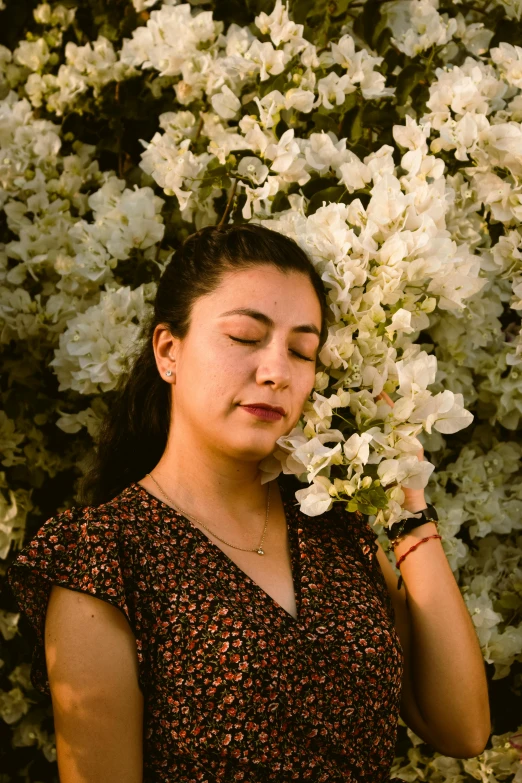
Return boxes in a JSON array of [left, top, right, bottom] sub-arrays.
[[77, 223, 330, 507]]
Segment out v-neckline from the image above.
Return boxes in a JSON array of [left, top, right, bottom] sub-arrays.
[[131, 474, 303, 625]]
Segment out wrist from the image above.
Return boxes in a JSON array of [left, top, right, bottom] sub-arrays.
[[401, 497, 428, 514], [391, 521, 439, 557], [386, 501, 437, 545]]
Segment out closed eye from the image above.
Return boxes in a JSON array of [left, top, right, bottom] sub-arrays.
[[229, 337, 314, 362]]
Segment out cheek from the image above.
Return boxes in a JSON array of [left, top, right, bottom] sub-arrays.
[[300, 366, 316, 397], [289, 375, 315, 419], [192, 348, 246, 401]]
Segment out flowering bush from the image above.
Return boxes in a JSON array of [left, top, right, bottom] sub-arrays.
[[1, 0, 522, 779]]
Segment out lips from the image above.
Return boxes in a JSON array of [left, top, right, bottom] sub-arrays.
[[241, 403, 286, 415], [241, 405, 284, 422]]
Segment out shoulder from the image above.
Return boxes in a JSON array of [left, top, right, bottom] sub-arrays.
[[7, 492, 139, 632], [15, 496, 130, 561], [6, 492, 144, 696]]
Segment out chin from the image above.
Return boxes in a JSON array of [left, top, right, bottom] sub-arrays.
[[227, 437, 281, 462]]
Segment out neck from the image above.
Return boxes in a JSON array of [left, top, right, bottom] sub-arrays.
[[146, 438, 273, 522]]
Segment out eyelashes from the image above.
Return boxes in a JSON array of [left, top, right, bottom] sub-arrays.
[[229, 337, 314, 362]]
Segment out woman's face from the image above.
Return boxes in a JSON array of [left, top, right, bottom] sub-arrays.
[[159, 265, 323, 464]]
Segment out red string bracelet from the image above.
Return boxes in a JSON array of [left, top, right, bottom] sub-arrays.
[[396, 534, 442, 590]]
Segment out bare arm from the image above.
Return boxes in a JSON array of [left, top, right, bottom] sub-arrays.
[[375, 525, 491, 758], [45, 585, 144, 782]]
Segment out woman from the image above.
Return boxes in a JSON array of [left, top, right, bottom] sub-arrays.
[[7, 223, 490, 782]]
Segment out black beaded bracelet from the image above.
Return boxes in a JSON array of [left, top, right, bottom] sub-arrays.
[[385, 503, 439, 546]]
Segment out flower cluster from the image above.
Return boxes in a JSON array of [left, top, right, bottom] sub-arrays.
[[391, 723, 522, 780], [1, 0, 522, 777]]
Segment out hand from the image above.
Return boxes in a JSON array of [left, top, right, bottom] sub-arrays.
[[375, 389, 428, 512]]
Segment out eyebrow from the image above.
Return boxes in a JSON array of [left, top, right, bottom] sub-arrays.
[[219, 308, 321, 338]]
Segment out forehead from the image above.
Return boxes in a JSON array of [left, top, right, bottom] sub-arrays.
[[197, 266, 322, 319]]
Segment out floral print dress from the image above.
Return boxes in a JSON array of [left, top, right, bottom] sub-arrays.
[[7, 473, 404, 782]]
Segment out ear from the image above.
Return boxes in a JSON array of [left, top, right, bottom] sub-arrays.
[[152, 324, 180, 381]]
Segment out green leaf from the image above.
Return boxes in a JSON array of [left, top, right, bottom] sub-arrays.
[[363, 107, 396, 129], [496, 593, 522, 611], [207, 159, 227, 174], [329, 0, 354, 18], [367, 486, 388, 506], [306, 186, 347, 216], [353, 0, 382, 49], [350, 104, 364, 144], [312, 112, 340, 134], [290, 0, 323, 24], [384, 46, 401, 75], [339, 100, 359, 140], [241, 99, 259, 117], [198, 185, 215, 201], [301, 176, 339, 198], [229, 149, 263, 165], [375, 27, 393, 57], [271, 191, 291, 213], [274, 117, 290, 139], [395, 63, 426, 107], [356, 501, 379, 515], [259, 70, 290, 99]]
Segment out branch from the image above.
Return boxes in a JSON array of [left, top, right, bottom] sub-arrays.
[[218, 177, 238, 227]]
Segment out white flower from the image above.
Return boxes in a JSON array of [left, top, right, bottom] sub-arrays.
[[343, 432, 374, 468], [479, 122, 522, 178], [210, 85, 241, 120], [386, 308, 415, 339], [237, 156, 269, 185], [253, 89, 286, 128], [13, 39, 50, 72], [120, 5, 222, 77], [284, 87, 315, 113], [294, 477, 333, 516], [131, 0, 160, 10], [240, 176, 279, 219], [390, 0, 459, 57], [411, 390, 474, 434], [255, 0, 304, 48], [245, 39, 288, 81], [264, 128, 310, 185], [464, 589, 504, 647], [316, 71, 357, 110], [378, 455, 434, 489], [393, 115, 431, 152], [396, 351, 438, 396], [50, 284, 156, 394], [490, 42, 522, 89], [287, 437, 344, 481], [139, 134, 211, 211], [337, 162, 371, 197], [304, 131, 348, 174], [33, 2, 76, 28]]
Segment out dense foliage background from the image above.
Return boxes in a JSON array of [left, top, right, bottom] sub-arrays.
[[1, 0, 522, 779]]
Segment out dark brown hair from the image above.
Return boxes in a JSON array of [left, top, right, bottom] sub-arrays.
[[77, 223, 329, 507]]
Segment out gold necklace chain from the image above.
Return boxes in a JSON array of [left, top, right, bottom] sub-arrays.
[[146, 472, 271, 556]]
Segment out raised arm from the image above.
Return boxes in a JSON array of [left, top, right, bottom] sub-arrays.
[[373, 390, 491, 758], [375, 524, 491, 758]]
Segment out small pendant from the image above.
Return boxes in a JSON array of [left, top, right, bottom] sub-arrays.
[[257, 548, 265, 555]]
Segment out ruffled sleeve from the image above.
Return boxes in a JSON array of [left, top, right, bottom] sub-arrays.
[[6, 503, 140, 697], [334, 504, 396, 624]]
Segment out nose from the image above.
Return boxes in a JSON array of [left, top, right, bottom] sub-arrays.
[[254, 339, 291, 388]]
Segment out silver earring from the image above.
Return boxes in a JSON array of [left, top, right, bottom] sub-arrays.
[[165, 370, 172, 377]]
